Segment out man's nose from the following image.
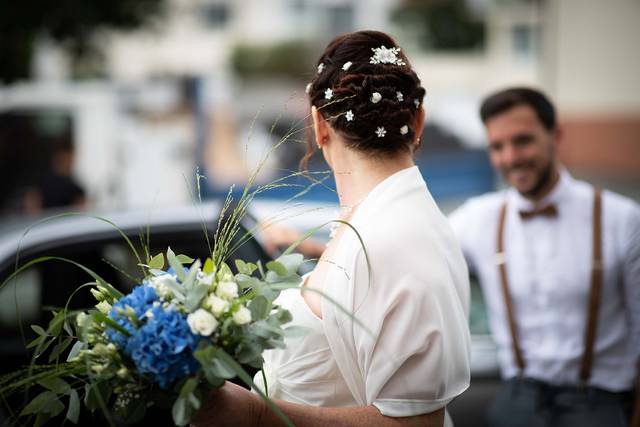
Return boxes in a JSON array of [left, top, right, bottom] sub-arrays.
[[502, 143, 522, 167]]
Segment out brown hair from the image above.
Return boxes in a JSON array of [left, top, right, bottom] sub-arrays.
[[301, 31, 426, 169]]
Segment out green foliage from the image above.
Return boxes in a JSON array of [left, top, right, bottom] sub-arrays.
[[392, 0, 485, 51], [0, 0, 167, 82], [230, 40, 317, 80]]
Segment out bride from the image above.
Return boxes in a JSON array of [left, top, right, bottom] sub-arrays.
[[192, 30, 471, 427]]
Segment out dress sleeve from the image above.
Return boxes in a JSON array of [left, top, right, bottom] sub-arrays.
[[322, 244, 471, 417]]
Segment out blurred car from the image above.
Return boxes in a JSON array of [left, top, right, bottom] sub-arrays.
[[0, 199, 499, 426]]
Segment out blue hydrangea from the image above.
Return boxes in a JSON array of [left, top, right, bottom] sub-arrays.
[[106, 285, 158, 348], [125, 306, 200, 388]]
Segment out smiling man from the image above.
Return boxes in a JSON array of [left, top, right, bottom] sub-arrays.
[[449, 87, 640, 427]]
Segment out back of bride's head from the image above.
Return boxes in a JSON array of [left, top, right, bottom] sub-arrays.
[[306, 31, 425, 157]]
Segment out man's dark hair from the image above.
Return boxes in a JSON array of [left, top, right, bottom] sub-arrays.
[[479, 87, 556, 130]]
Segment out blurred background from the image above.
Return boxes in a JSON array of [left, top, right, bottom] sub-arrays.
[[1, 0, 638, 219]]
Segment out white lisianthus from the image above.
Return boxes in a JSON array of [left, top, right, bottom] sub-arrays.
[[187, 309, 218, 336], [216, 281, 238, 300], [150, 274, 178, 299], [76, 312, 89, 328], [232, 306, 252, 325], [96, 301, 112, 314], [198, 272, 215, 287], [205, 294, 230, 317]]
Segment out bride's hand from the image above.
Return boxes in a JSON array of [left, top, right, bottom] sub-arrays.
[[190, 382, 265, 427]]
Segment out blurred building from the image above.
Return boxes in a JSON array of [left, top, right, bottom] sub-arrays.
[[1, 0, 638, 213]]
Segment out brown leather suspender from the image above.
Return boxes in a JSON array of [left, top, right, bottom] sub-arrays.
[[496, 188, 603, 381]]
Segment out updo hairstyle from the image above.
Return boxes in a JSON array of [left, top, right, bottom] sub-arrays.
[[304, 30, 426, 163]]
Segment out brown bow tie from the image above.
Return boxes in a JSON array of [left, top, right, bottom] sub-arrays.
[[519, 204, 558, 220]]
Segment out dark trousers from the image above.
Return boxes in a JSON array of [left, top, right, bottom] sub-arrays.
[[486, 378, 632, 427]]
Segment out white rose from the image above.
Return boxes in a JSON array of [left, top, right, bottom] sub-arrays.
[[232, 306, 252, 325], [216, 281, 238, 300], [205, 294, 230, 317], [150, 274, 178, 299], [96, 301, 112, 314], [187, 309, 218, 336]]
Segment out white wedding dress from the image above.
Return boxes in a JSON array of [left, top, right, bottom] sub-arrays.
[[254, 166, 471, 426]]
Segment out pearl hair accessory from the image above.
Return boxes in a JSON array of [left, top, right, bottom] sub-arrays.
[[375, 127, 387, 138], [396, 91, 404, 102], [342, 61, 352, 71], [400, 125, 409, 135], [370, 46, 406, 66], [371, 92, 382, 103], [345, 110, 354, 122], [305, 83, 312, 94], [414, 99, 420, 109], [325, 88, 333, 100], [317, 63, 324, 74]]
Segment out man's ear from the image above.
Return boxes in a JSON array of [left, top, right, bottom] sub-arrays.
[[311, 106, 329, 148]]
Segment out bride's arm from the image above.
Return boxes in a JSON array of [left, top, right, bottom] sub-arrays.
[[190, 382, 444, 427]]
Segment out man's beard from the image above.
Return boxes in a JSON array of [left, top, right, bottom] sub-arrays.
[[521, 160, 555, 199]]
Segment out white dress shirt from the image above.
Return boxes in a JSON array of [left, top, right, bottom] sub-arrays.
[[449, 169, 640, 391], [256, 166, 471, 425]]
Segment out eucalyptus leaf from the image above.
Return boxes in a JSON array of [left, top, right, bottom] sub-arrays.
[[185, 283, 209, 312], [177, 254, 195, 264], [66, 389, 80, 424], [283, 325, 312, 338], [167, 247, 186, 282], [182, 259, 202, 291], [276, 253, 304, 276], [171, 397, 189, 427], [149, 253, 165, 270], [26, 335, 44, 349], [265, 260, 286, 276], [249, 295, 270, 321], [203, 258, 215, 274], [235, 259, 257, 276], [84, 382, 112, 412], [179, 377, 199, 398], [235, 274, 260, 290]]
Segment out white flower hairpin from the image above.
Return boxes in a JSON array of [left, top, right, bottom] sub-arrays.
[[342, 61, 352, 71], [400, 125, 409, 135], [375, 127, 386, 138], [396, 91, 404, 102], [370, 46, 406, 66], [371, 92, 382, 104], [345, 110, 354, 122], [414, 99, 420, 109], [325, 88, 333, 100]]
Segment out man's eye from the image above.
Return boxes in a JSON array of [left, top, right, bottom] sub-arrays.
[[514, 135, 534, 146]]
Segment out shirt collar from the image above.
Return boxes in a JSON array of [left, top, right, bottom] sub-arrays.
[[509, 167, 574, 211]]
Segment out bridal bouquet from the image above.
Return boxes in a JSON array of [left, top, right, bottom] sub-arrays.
[[1, 244, 304, 426]]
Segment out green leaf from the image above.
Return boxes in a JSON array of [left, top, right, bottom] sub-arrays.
[[21, 391, 65, 416], [63, 319, 73, 336], [31, 325, 46, 336], [38, 377, 71, 394], [182, 260, 202, 290], [179, 377, 199, 398], [177, 254, 195, 264], [276, 253, 304, 276], [265, 260, 286, 276], [84, 382, 112, 412], [149, 253, 165, 270], [249, 295, 270, 321], [167, 247, 186, 281], [235, 274, 260, 290], [203, 258, 214, 274], [48, 337, 74, 363], [26, 335, 45, 349], [48, 310, 65, 336], [172, 397, 189, 427], [66, 341, 86, 361], [184, 283, 209, 312], [235, 259, 257, 276], [66, 389, 80, 424], [33, 336, 56, 358]]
